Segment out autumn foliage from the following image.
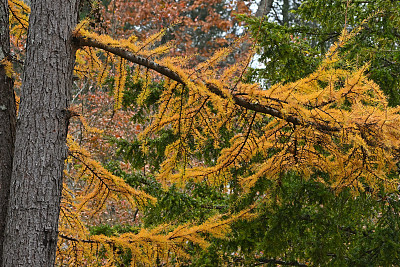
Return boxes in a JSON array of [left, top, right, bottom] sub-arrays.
[[99, 0, 250, 56]]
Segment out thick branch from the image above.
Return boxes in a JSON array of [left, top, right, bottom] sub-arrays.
[[73, 35, 339, 132], [253, 258, 307, 266], [59, 234, 98, 244], [232, 256, 307, 267]]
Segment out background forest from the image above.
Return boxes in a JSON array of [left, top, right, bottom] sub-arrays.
[[2, 0, 400, 266]]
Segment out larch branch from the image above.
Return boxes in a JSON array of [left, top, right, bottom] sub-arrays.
[[73, 35, 339, 133]]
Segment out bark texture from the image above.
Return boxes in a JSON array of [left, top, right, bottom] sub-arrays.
[[0, 0, 15, 265], [282, 0, 290, 25], [255, 0, 274, 17], [2, 0, 80, 266]]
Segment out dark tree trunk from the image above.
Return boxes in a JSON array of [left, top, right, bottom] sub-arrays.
[[255, 0, 274, 17], [282, 0, 290, 25], [2, 0, 80, 266], [0, 0, 15, 265]]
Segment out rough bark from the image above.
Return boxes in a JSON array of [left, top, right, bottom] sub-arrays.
[[255, 0, 274, 17], [0, 0, 15, 265], [282, 0, 290, 25], [2, 0, 80, 266]]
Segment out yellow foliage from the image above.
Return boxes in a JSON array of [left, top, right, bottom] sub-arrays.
[[58, 206, 254, 266], [7, 0, 29, 88], [60, 128, 255, 265], [1, 59, 13, 78], [65, 135, 156, 212], [124, 27, 400, 194], [73, 24, 176, 111], [113, 57, 127, 110], [8, 0, 30, 31]]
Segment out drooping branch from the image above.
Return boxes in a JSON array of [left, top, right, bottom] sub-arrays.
[[252, 258, 308, 267], [72, 35, 340, 133], [231, 256, 307, 267], [59, 234, 98, 244]]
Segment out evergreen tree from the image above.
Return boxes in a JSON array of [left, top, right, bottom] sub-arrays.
[[245, 0, 400, 105]]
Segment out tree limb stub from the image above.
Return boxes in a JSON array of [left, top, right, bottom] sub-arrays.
[[73, 35, 340, 133]]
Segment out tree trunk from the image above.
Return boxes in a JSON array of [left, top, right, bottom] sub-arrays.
[[2, 0, 80, 266], [282, 0, 290, 25], [0, 0, 15, 265], [255, 0, 274, 17]]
